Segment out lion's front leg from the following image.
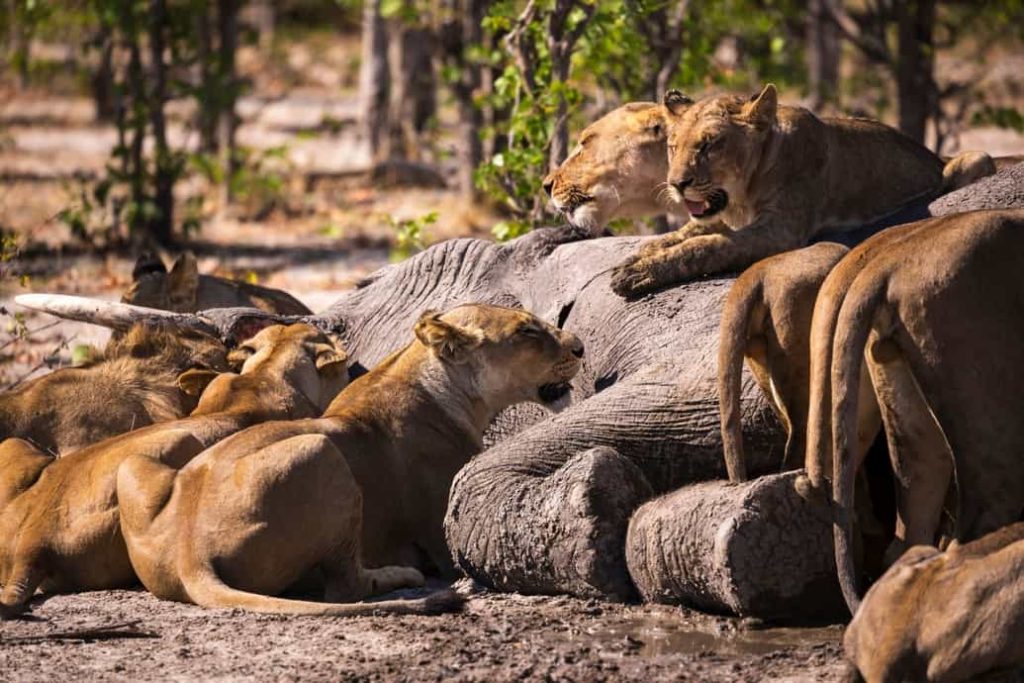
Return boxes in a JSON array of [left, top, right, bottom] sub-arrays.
[[611, 219, 805, 298], [635, 219, 723, 258]]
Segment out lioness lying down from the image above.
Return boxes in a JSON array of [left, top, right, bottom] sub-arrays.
[[0, 323, 347, 618], [845, 523, 1024, 683], [610, 85, 994, 297], [116, 304, 583, 615], [0, 324, 229, 455]]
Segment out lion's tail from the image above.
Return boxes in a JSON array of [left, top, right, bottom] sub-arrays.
[[718, 276, 764, 483], [804, 267, 851, 490], [831, 276, 888, 615], [179, 561, 464, 617]]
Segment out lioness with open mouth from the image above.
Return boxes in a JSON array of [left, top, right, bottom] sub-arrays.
[[610, 85, 994, 297], [0, 323, 348, 618], [117, 304, 583, 615]]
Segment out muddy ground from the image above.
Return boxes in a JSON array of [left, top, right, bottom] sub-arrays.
[[0, 582, 852, 682]]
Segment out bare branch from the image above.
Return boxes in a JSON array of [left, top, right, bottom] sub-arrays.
[[821, 0, 892, 65]]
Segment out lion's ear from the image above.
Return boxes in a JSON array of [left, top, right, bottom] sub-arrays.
[[177, 368, 220, 397], [314, 340, 348, 373], [663, 89, 693, 116], [131, 251, 167, 281], [414, 310, 484, 363], [741, 84, 777, 129], [168, 252, 200, 310]]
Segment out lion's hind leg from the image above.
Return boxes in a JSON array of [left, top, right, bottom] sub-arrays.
[[867, 333, 953, 567]]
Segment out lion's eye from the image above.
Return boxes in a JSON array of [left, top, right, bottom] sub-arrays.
[[519, 326, 544, 338]]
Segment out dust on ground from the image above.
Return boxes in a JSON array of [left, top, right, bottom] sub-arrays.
[[0, 584, 850, 682]]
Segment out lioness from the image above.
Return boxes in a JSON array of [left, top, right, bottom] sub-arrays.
[[0, 324, 229, 455], [0, 323, 347, 617], [610, 85, 993, 297], [822, 210, 1024, 614], [124, 252, 312, 315], [115, 305, 583, 614], [542, 101, 684, 234], [718, 242, 850, 481], [845, 523, 1024, 683]]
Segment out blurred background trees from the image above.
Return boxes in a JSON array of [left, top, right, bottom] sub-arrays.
[[2, 0, 1023, 246]]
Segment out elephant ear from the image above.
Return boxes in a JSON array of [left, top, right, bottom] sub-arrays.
[[414, 310, 484, 363]]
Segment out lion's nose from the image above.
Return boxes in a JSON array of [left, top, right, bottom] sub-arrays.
[[571, 339, 584, 358], [672, 177, 693, 193], [542, 177, 555, 197]]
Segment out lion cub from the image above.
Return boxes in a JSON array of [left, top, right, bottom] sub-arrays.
[[116, 304, 583, 615], [846, 523, 1024, 683], [611, 85, 989, 297], [0, 323, 347, 618]]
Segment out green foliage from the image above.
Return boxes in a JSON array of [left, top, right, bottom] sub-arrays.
[[474, 0, 806, 240], [388, 210, 438, 261], [973, 106, 1024, 133]]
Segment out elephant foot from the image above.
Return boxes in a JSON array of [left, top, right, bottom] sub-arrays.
[[447, 447, 652, 601], [626, 470, 846, 622]]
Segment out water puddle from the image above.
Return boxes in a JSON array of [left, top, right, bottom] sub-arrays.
[[575, 615, 843, 658]]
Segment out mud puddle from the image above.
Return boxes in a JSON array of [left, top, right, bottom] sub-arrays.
[[574, 613, 844, 658]]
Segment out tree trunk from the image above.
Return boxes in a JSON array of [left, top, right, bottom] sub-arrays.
[[894, 0, 936, 146], [125, 20, 147, 241], [249, 0, 274, 52], [383, 21, 436, 162], [217, 0, 239, 204], [91, 17, 116, 122], [441, 0, 487, 198], [358, 0, 390, 162], [147, 0, 174, 246], [806, 0, 840, 111], [195, 5, 217, 153]]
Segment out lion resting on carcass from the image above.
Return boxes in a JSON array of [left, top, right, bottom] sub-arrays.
[[609, 85, 994, 296]]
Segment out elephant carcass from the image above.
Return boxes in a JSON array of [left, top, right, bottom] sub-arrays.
[[17, 227, 787, 603], [445, 266, 786, 600], [625, 471, 843, 620]]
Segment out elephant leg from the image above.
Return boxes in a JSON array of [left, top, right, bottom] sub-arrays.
[[447, 445, 652, 600], [867, 338, 952, 566], [446, 370, 783, 600]]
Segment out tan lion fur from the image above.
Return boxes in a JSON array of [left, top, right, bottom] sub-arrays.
[[611, 85, 995, 297], [810, 210, 1024, 614], [115, 304, 583, 615], [543, 102, 685, 234], [845, 523, 1024, 683], [0, 323, 348, 618], [717, 242, 849, 482], [0, 324, 229, 455]]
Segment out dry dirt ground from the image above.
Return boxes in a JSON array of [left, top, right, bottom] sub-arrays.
[[0, 583, 851, 682]]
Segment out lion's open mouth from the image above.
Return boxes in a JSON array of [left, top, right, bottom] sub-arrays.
[[538, 382, 572, 404], [684, 189, 728, 218]]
